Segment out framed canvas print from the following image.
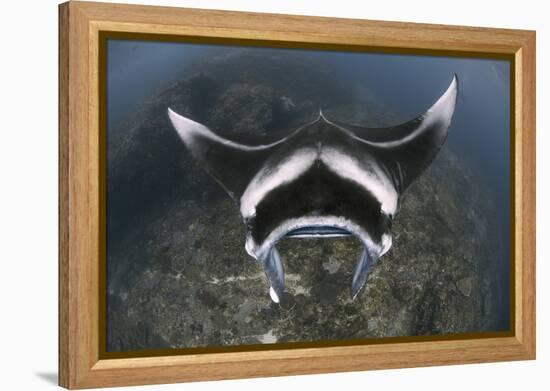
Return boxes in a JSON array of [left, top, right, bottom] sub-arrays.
[[58, 1, 536, 389]]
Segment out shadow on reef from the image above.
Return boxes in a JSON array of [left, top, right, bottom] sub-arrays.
[[106, 50, 508, 352]]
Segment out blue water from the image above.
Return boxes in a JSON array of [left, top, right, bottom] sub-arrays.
[[107, 40, 214, 129]]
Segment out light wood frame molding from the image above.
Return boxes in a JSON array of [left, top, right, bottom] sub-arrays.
[[58, 1, 536, 388]]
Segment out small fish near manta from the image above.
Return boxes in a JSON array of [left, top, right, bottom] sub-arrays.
[[168, 75, 458, 303]]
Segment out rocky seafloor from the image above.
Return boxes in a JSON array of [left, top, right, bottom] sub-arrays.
[[106, 50, 508, 352]]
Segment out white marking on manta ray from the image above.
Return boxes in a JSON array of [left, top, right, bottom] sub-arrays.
[[320, 75, 457, 148], [168, 107, 321, 152], [320, 147, 398, 215], [246, 216, 386, 262], [380, 233, 392, 256], [239, 145, 398, 218], [244, 233, 256, 258], [269, 287, 280, 303], [240, 148, 318, 217]]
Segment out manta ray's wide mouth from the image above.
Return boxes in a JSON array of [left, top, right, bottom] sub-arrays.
[[245, 216, 388, 303], [285, 225, 352, 238]]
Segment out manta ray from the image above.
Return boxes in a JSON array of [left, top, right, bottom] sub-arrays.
[[168, 75, 458, 303]]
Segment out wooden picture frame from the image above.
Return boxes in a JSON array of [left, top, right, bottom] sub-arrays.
[[58, 1, 536, 389]]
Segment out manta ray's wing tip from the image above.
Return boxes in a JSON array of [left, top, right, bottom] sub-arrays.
[[167, 106, 180, 120], [167, 107, 191, 141], [451, 73, 459, 91], [424, 73, 459, 124], [167, 107, 211, 144], [167, 107, 184, 126], [446, 73, 459, 101], [167, 107, 193, 124], [451, 73, 459, 98]]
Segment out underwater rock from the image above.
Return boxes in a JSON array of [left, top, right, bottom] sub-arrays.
[[208, 83, 275, 134], [106, 51, 506, 351], [457, 277, 473, 297]]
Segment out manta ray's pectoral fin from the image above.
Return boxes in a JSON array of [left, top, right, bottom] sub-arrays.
[[168, 108, 278, 200], [332, 75, 458, 192]]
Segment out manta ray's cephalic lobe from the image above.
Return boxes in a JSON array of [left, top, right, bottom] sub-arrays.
[[168, 75, 458, 302]]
